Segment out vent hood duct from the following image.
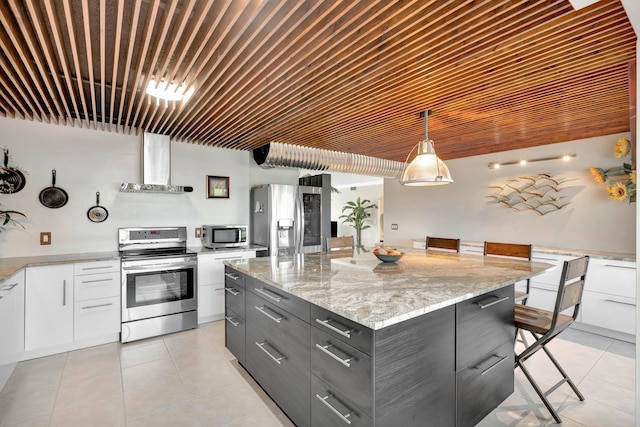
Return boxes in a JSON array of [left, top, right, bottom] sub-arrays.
[[253, 142, 406, 179], [120, 132, 193, 194]]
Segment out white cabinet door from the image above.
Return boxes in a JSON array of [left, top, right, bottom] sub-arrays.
[[580, 259, 636, 335], [25, 265, 74, 351], [0, 270, 25, 389], [197, 251, 256, 322], [74, 296, 121, 341], [581, 291, 635, 335]]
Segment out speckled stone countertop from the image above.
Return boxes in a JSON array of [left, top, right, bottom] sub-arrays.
[[226, 249, 553, 330], [0, 251, 120, 282]]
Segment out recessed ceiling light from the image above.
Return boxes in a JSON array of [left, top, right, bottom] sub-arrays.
[[146, 79, 194, 102]]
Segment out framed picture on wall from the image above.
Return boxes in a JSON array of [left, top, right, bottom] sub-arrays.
[[207, 176, 230, 198]]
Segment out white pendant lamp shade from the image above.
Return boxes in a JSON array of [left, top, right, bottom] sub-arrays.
[[400, 111, 453, 186]]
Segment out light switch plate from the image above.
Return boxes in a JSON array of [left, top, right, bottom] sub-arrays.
[[40, 232, 51, 245], [195, 227, 202, 238], [391, 224, 398, 230]]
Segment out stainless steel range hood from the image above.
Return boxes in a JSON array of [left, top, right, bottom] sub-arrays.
[[120, 132, 193, 194]]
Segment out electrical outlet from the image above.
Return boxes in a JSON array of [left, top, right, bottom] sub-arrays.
[[40, 232, 51, 245], [195, 227, 202, 238], [391, 224, 398, 230]]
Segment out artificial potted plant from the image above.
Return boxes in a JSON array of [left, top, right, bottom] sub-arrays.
[[0, 204, 26, 233], [339, 197, 377, 250]]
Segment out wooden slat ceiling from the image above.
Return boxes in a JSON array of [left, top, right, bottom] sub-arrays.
[[0, 0, 636, 162]]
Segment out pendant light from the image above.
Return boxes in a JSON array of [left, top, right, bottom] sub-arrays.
[[400, 110, 453, 186]]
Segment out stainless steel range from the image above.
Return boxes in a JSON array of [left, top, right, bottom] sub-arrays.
[[119, 226, 197, 343]]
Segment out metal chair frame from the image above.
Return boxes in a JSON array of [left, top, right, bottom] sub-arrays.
[[484, 241, 533, 304], [514, 256, 590, 423]]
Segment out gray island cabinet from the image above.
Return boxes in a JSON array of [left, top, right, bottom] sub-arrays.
[[224, 250, 551, 427]]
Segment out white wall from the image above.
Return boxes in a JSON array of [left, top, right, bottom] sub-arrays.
[[384, 133, 636, 253], [0, 116, 297, 257], [331, 184, 383, 247]]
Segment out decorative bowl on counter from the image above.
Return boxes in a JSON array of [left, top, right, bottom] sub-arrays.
[[373, 249, 404, 263]]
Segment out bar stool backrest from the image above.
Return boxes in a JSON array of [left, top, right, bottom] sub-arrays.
[[484, 241, 532, 260], [326, 236, 355, 251], [426, 236, 461, 252]]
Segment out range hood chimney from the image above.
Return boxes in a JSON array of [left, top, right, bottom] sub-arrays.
[[120, 132, 193, 194]]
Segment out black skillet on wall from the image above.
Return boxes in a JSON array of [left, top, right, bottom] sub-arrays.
[[39, 169, 68, 208], [87, 192, 108, 223]]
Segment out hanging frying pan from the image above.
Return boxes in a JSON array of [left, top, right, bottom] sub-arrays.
[[39, 169, 68, 208], [0, 150, 26, 194], [87, 192, 108, 223]]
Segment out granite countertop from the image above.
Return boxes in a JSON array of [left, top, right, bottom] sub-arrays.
[[0, 251, 120, 282], [226, 248, 553, 330]]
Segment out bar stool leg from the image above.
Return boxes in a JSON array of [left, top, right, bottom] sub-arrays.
[[516, 358, 563, 424], [541, 345, 585, 401]]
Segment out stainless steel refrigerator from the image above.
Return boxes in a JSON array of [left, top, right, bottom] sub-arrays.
[[250, 184, 326, 256]]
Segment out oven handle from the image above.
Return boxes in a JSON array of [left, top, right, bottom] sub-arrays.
[[122, 262, 197, 272]]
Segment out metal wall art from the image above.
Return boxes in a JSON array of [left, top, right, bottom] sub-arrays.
[[487, 173, 575, 215]]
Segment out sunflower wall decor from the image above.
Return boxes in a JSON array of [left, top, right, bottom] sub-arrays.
[[487, 173, 576, 216], [589, 137, 636, 203]]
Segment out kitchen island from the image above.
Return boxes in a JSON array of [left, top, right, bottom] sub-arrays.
[[224, 249, 551, 427]]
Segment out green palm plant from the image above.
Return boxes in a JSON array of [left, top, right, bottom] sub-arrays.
[[339, 197, 377, 250], [0, 204, 26, 233]]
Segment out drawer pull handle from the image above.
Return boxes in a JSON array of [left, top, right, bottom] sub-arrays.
[[255, 341, 284, 365], [224, 287, 240, 296], [315, 394, 352, 425], [604, 298, 636, 307], [316, 318, 352, 338], [81, 265, 113, 270], [217, 256, 244, 260], [480, 355, 509, 376], [1, 283, 18, 291], [604, 264, 636, 270], [82, 302, 114, 310], [255, 287, 282, 302], [315, 343, 352, 368], [477, 295, 509, 309], [81, 278, 114, 284], [255, 305, 283, 323], [225, 316, 240, 327], [224, 273, 240, 280]]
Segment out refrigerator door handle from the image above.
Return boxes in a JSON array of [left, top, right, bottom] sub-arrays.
[[295, 189, 303, 253]]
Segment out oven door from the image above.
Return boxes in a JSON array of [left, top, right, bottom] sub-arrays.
[[121, 256, 197, 322]]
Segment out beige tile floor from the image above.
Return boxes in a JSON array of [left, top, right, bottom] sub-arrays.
[[0, 321, 634, 427]]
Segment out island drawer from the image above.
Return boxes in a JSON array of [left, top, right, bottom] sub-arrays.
[[245, 276, 310, 321], [224, 266, 245, 288], [246, 324, 310, 427], [311, 327, 372, 415], [456, 340, 514, 427], [311, 305, 373, 356], [224, 279, 245, 318], [456, 285, 514, 370], [246, 291, 310, 373], [311, 374, 372, 427], [224, 307, 245, 365]]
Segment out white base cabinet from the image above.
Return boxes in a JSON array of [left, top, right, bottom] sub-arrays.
[[197, 250, 256, 324], [0, 270, 25, 391], [73, 260, 121, 341], [580, 259, 636, 337], [23, 260, 121, 360], [25, 264, 74, 352]]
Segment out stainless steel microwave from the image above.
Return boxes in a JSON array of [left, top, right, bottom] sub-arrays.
[[202, 225, 248, 249]]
